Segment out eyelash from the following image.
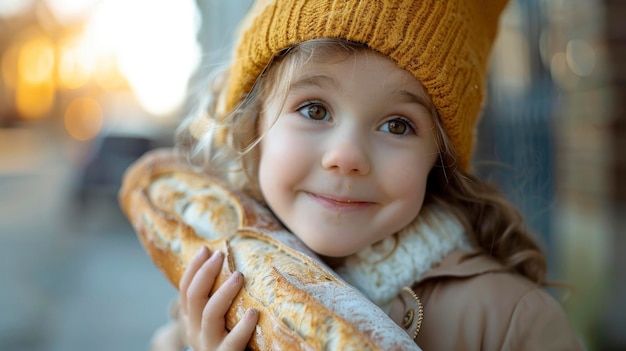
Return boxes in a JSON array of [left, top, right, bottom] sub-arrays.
[[380, 117, 418, 136], [295, 100, 330, 121], [294, 100, 418, 136]]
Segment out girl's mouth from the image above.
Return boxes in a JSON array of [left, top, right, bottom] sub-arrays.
[[307, 192, 374, 211]]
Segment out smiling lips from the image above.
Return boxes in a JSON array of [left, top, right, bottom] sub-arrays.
[[307, 192, 374, 210]]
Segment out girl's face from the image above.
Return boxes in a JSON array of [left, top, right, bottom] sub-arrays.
[[257, 51, 439, 257]]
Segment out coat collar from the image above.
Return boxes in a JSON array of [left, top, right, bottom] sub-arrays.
[[419, 249, 511, 282]]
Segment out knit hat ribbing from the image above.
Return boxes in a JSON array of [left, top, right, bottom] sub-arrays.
[[225, 0, 510, 171]]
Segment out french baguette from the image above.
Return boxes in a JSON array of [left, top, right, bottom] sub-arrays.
[[119, 148, 421, 351]]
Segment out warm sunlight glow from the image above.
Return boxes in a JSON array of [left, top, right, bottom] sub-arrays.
[[84, 0, 201, 116], [15, 31, 56, 119], [44, 0, 100, 25], [57, 36, 94, 90], [64, 97, 104, 141], [18, 35, 55, 84], [2, 0, 201, 123], [16, 79, 55, 119], [92, 55, 127, 90]]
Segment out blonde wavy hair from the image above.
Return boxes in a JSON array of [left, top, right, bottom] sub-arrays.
[[176, 39, 547, 285]]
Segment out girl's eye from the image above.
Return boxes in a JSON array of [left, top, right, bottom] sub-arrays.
[[297, 102, 330, 121], [379, 118, 416, 135]]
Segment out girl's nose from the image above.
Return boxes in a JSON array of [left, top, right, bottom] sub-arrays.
[[321, 139, 371, 175]]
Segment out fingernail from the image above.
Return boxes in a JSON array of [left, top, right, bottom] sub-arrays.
[[209, 250, 223, 261], [195, 246, 208, 259], [246, 308, 258, 320], [229, 271, 242, 284]]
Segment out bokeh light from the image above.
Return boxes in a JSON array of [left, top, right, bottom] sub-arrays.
[[14, 30, 56, 119], [16, 79, 55, 120], [64, 97, 103, 141], [1, 0, 201, 123], [18, 33, 55, 85], [566, 39, 596, 77], [57, 36, 93, 90], [92, 54, 127, 91]]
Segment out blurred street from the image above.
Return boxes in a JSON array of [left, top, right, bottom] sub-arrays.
[[0, 124, 177, 351]]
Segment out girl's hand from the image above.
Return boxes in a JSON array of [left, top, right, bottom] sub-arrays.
[[179, 246, 259, 351]]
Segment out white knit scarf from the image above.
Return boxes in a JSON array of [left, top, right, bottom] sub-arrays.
[[336, 206, 473, 312]]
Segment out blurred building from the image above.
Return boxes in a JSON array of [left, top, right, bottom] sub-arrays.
[[476, 0, 625, 350]]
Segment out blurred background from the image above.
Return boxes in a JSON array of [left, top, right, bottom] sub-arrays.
[[0, 0, 623, 350]]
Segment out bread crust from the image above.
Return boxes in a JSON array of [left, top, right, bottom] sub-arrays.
[[119, 148, 421, 351]]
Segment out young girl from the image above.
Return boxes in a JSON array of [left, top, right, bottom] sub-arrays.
[[152, 0, 584, 350]]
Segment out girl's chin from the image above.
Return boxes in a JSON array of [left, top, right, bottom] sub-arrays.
[[299, 238, 361, 259]]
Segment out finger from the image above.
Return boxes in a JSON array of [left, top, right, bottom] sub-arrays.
[[201, 271, 244, 339], [221, 309, 259, 351], [187, 250, 224, 326], [179, 246, 210, 310]]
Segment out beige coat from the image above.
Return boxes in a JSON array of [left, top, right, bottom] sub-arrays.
[[410, 250, 584, 351], [151, 250, 584, 351]]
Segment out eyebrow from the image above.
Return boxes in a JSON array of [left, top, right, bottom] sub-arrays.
[[393, 89, 432, 108], [287, 75, 433, 109], [288, 74, 339, 92]]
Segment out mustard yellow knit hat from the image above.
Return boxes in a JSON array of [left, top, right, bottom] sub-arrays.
[[225, 0, 510, 171]]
